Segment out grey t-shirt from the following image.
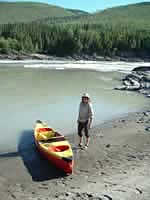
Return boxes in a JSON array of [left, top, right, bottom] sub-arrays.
[[78, 102, 94, 122]]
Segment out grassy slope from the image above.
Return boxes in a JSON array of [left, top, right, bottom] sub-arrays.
[[0, 2, 76, 24]]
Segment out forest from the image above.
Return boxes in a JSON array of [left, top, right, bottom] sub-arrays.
[[0, 2, 150, 58]]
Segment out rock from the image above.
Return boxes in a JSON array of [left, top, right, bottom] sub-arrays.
[[99, 134, 104, 138], [70, 186, 76, 189], [105, 56, 112, 61], [41, 183, 48, 186], [104, 194, 113, 200], [113, 125, 117, 128], [127, 154, 136, 159], [10, 193, 17, 199], [32, 191, 36, 194], [79, 169, 89, 173], [139, 117, 145, 122], [132, 66, 150, 72], [145, 127, 150, 131], [136, 187, 143, 194], [114, 66, 150, 97], [114, 189, 126, 192], [137, 154, 144, 160], [65, 192, 72, 196], [38, 186, 49, 190], [121, 119, 126, 123], [96, 160, 103, 168], [114, 86, 127, 90], [126, 86, 140, 90], [123, 80, 131, 86], [87, 193, 93, 197], [95, 56, 106, 61], [106, 144, 111, 148], [30, 54, 50, 60], [54, 192, 103, 200], [87, 180, 97, 184], [76, 192, 81, 197], [55, 193, 59, 198], [143, 112, 149, 116]]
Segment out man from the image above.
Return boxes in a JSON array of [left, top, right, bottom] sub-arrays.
[[77, 93, 94, 149]]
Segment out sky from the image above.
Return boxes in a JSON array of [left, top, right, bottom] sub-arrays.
[[2, 0, 150, 12]]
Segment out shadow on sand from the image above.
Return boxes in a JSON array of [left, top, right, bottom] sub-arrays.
[[17, 129, 66, 182], [0, 151, 19, 158]]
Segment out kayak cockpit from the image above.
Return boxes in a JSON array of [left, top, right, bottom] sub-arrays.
[[48, 145, 69, 152]]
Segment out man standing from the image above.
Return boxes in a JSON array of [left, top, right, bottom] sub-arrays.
[[77, 93, 94, 149]]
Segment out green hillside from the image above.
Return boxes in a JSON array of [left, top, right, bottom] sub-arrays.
[[0, 2, 150, 58], [41, 2, 150, 29], [0, 2, 85, 24], [2, 1, 150, 29], [91, 2, 150, 28]]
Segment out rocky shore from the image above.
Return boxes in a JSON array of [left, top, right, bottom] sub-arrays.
[[0, 53, 150, 62], [115, 66, 150, 97], [0, 110, 150, 200]]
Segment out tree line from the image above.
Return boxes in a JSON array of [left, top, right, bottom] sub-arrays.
[[0, 22, 150, 57]]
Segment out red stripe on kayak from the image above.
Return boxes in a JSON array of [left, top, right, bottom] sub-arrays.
[[37, 128, 53, 133], [48, 145, 69, 152]]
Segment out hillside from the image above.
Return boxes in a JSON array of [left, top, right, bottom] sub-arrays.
[[40, 2, 150, 29], [91, 2, 150, 28], [0, 2, 150, 58], [0, 2, 87, 24], [1, 1, 150, 29]]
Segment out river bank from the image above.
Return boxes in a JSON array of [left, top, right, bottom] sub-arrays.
[[0, 53, 150, 62], [0, 110, 150, 200]]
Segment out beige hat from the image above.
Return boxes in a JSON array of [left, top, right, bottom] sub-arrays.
[[82, 93, 90, 99]]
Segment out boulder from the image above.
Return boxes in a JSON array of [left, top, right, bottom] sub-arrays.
[[115, 66, 150, 97], [114, 86, 127, 90], [132, 66, 150, 72]]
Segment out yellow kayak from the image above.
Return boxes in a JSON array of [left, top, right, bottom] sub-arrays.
[[34, 120, 74, 174]]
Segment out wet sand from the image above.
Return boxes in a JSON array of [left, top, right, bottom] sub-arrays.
[[0, 111, 150, 200]]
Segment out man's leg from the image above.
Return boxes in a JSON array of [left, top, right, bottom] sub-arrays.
[[78, 122, 83, 146], [85, 136, 90, 146], [79, 136, 83, 146], [84, 121, 90, 147]]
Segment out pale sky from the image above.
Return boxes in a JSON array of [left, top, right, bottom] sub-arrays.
[[2, 0, 150, 12]]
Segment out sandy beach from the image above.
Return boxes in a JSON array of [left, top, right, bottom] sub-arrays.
[[1, 1, 150, 199], [0, 110, 150, 200]]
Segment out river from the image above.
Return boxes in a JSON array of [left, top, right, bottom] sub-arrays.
[[0, 61, 149, 152]]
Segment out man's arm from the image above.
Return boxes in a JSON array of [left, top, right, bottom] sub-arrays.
[[88, 103, 94, 129], [88, 118, 93, 129], [77, 103, 81, 123]]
